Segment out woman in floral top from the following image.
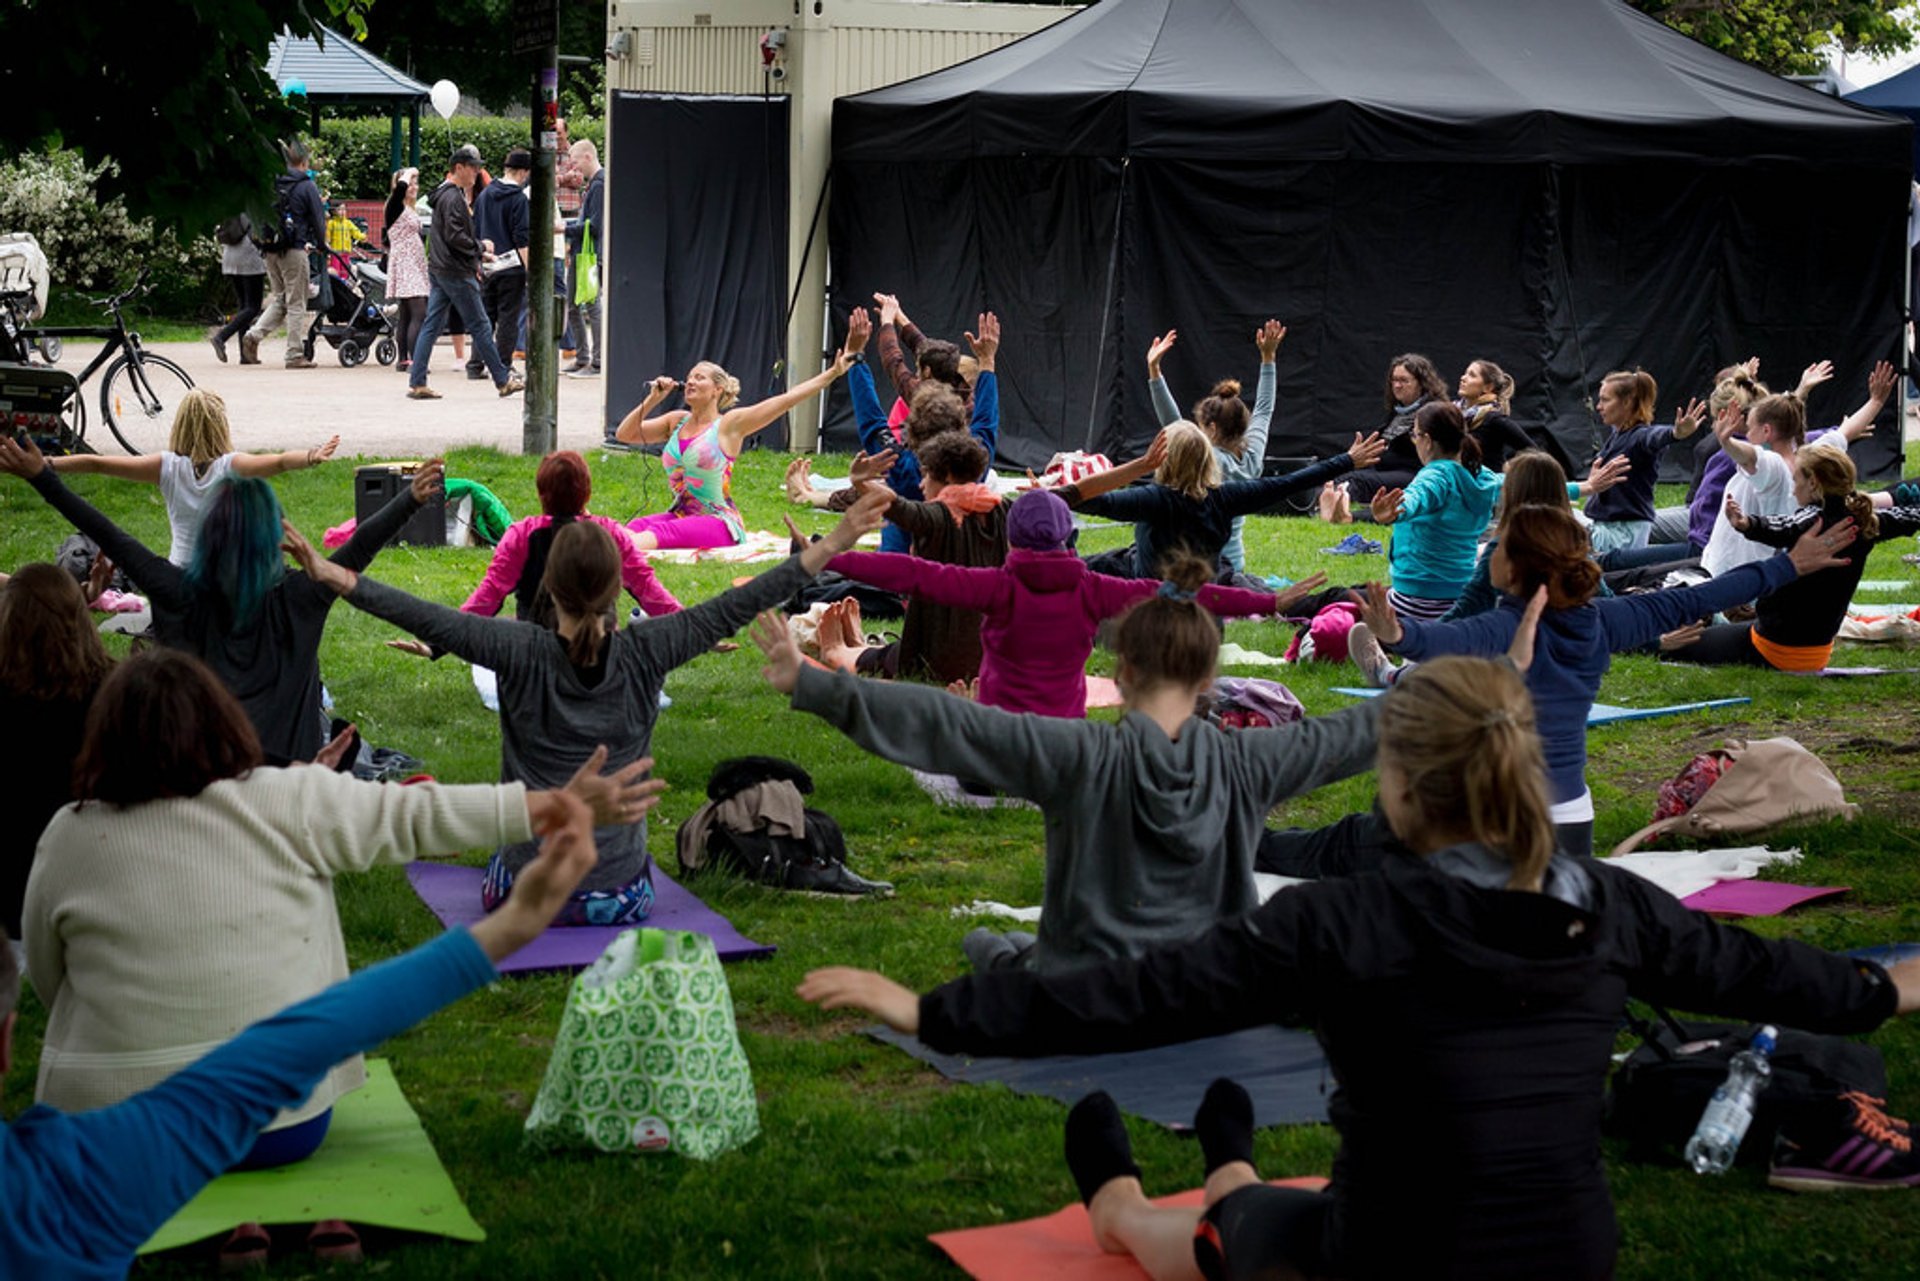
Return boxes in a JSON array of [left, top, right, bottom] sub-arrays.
[[610, 310, 871, 549], [382, 169, 429, 374]]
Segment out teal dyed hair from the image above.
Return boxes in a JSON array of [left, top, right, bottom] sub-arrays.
[[185, 478, 286, 626]]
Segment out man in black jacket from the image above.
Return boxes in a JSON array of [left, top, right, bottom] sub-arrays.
[[241, 139, 328, 369], [466, 148, 532, 381], [407, 145, 524, 401]]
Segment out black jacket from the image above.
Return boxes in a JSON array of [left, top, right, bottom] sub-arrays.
[[427, 180, 481, 276], [1744, 496, 1920, 649], [474, 176, 529, 266], [918, 850, 1897, 1280], [566, 169, 603, 255]]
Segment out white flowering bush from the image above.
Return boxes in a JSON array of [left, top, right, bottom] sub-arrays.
[[0, 150, 218, 314]]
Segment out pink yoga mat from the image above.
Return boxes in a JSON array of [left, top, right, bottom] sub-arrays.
[[931, 1177, 1329, 1281], [405, 862, 774, 972], [1679, 880, 1849, 918]]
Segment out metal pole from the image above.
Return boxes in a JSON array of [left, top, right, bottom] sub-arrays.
[[524, 52, 560, 455]]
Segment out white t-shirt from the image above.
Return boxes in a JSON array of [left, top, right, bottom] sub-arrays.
[[158, 452, 236, 567], [1701, 446, 1793, 579]]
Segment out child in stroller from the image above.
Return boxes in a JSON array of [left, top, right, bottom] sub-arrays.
[[304, 247, 399, 368]]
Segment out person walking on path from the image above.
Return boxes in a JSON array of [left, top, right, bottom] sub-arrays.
[[563, 141, 603, 378], [209, 215, 266, 364], [467, 148, 532, 381], [241, 140, 328, 370], [408, 145, 524, 402]]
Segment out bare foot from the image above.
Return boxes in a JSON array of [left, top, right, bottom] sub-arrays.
[[944, 677, 981, 701], [817, 600, 865, 672], [784, 456, 814, 504], [1317, 481, 1342, 524], [840, 596, 866, 643]]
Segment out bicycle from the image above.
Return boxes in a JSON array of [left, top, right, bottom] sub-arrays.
[[19, 268, 194, 455]]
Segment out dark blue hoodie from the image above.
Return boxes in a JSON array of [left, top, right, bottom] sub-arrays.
[[1389, 555, 1797, 802]]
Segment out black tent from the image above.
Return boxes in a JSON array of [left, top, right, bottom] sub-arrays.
[[827, 0, 1911, 477], [1846, 68, 1920, 179]]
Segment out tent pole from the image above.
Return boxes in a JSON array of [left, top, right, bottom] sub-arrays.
[[1083, 157, 1131, 453], [389, 110, 403, 177]]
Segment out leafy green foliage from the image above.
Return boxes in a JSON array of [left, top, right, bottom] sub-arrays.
[[354, 0, 609, 114], [315, 116, 604, 203], [1629, 0, 1919, 74]]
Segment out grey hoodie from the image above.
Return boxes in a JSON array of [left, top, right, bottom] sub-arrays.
[[791, 664, 1380, 972]]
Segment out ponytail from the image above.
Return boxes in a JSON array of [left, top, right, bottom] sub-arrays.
[[1377, 657, 1555, 890], [1845, 491, 1880, 542], [1414, 401, 1481, 473], [542, 521, 622, 665], [1798, 445, 1879, 541]]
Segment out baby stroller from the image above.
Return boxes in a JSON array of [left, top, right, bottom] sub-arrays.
[[304, 248, 398, 368]]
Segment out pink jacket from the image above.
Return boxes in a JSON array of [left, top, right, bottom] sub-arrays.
[[826, 548, 1277, 718], [463, 514, 682, 619]]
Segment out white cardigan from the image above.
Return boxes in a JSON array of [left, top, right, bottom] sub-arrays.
[[24, 766, 530, 1126]]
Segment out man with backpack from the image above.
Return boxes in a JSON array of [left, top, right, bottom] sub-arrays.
[[241, 139, 329, 369]]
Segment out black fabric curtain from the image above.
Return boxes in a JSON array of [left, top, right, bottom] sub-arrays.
[[607, 92, 790, 445]]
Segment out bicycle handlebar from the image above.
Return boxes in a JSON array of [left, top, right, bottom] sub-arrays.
[[92, 267, 153, 313]]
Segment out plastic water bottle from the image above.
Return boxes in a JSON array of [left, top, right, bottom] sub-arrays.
[[1683, 1025, 1778, 1174]]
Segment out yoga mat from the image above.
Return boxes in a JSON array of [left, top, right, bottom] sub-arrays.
[[1809, 666, 1920, 677], [866, 1025, 1328, 1130], [1848, 942, 1920, 967], [931, 1177, 1330, 1281], [141, 1060, 483, 1253], [911, 771, 1040, 811], [1332, 689, 1751, 725], [1679, 880, 1848, 917], [1854, 580, 1911, 592], [405, 862, 774, 971]]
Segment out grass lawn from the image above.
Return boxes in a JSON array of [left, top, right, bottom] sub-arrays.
[[5, 445, 1920, 1279]]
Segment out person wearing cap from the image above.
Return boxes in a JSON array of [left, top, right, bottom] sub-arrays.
[[407, 144, 524, 401], [468, 148, 532, 381]]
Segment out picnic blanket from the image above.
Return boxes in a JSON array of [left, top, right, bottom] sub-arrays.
[[404, 862, 774, 971], [866, 1024, 1329, 1131], [140, 1060, 484, 1253], [1331, 688, 1751, 726], [930, 1177, 1330, 1281], [1217, 641, 1290, 667], [1601, 846, 1802, 901]]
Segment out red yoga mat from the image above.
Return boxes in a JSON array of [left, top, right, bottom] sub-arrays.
[[930, 1177, 1328, 1281]]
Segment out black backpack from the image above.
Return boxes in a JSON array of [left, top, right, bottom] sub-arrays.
[[676, 756, 891, 897], [214, 214, 250, 247], [1605, 1004, 1888, 1167], [254, 183, 300, 253]]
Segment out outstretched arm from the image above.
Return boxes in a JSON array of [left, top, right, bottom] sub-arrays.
[[46, 452, 165, 483], [1216, 451, 1361, 518], [1061, 429, 1170, 505], [824, 550, 1005, 613], [231, 435, 340, 478], [720, 309, 869, 452], [1832, 360, 1896, 444], [2, 434, 186, 610]]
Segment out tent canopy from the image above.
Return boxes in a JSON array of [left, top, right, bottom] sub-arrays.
[[1846, 67, 1920, 176], [827, 0, 1911, 476]]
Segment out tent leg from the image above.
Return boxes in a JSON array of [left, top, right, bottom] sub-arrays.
[[1083, 157, 1131, 453]]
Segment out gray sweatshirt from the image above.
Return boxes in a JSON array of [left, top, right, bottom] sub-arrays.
[[348, 555, 812, 890], [791, 665, 1380, 972]]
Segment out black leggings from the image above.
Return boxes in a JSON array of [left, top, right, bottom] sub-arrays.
[[1662, 621, 1769, 667], [215, 273, 266, 344], [1196, 1182, 1335, 1281], [394, 296, 427, 366]]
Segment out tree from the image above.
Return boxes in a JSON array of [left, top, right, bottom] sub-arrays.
[[1, 0, 374, 232], [354, 0, 606, 116], [1628, 0, 1919, 74]]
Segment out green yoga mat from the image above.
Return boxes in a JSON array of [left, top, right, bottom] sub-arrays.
[[140, 1059, 484, 1253]]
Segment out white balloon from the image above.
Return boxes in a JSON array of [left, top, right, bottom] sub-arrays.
[[430, 80, 459, 121]]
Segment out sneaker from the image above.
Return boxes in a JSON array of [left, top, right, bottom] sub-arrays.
[[407, 386, 442, 400], [209, 331, 229, 363], [1770, 1092, 1920, 1191], [568, 365, 600, 379], [1348, 622, 1398, 688], [498, 376, 525, 398], [466, 368, 489, 381], [284, 356, 317, 369]]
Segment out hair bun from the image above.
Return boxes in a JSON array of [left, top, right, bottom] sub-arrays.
[[1210, 379, 1242, 400]]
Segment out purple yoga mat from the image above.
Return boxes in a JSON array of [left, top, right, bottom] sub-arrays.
[[1679, 880, 1849, 918], [405, 862, 774, 973]]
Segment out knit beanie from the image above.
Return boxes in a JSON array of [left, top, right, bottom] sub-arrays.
[[1007, 488, 1074, 551]]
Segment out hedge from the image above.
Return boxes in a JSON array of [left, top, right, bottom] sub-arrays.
[[315, 116, 605, 203]]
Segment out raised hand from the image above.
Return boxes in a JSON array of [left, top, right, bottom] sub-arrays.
[[85, 552, 115, 605], [1353, 580, 1402, 645], [645, 374, 680, 404], [1369, 486, 1405, 525], [1796, 360, 1836, 399], [409, 458, 446, 505], [803, 489, 891, 570], [280, 518, 357, 595], [564, 746, 669, 827], [310, 435, 341, 467], [1712, 402, 1746, 445], [1143, 426, 1171, 471], [1869, 358, 1897, 405], [1723, 494, 1750, 532], [837, 307, 872, 367], [872, 292, 901, 327], [965, 312, 1000, 367], [1255, 319, 1286, 362], [0, 430, 49, 478], [750, 608, 803, 695], [1348, 431, 1387, 470], [1507, 587, 1549, 673], [312, 722, 357, 770], [1671, 397, 1707, 439], [795, 966, 921, 1034], [1146, 329, 1178, 376], [847, 448, 898, 490]]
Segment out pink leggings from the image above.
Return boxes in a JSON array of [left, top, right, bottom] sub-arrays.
[[626, 511, 739, 550]]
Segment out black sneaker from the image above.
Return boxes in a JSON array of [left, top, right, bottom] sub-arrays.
[[1770, 1092, 1920, 1191], [781, 857, 894, 898]]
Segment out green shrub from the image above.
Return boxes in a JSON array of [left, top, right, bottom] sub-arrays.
[[316, 115, 604, 202], [0, 149, 219, 317]]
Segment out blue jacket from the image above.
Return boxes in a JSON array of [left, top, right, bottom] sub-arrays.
[[850, 360, 999, 554], [1386, 460, 1505, 601], [0, 929, 495, 1279], [1585, 424, 1678, 525], [1391, 555, 1797, 803]]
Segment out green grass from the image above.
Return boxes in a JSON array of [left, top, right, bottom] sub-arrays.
[[5, 448, 1920, 1278]]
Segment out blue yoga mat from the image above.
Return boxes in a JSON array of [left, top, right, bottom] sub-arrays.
[[1847, 943, 1920, 967], [1330, 688, 1751, 726], [866, 1024, 1328, 1130]]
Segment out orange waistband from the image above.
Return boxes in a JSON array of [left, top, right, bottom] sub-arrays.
[[1751, 629, 1832, 673]]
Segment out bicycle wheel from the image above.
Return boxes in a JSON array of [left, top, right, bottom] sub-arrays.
[[101, 352, 194, 455]]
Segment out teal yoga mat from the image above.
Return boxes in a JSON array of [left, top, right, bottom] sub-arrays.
[[141, 1059, 484, 1253], [1330, 688, 1750, 725]]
